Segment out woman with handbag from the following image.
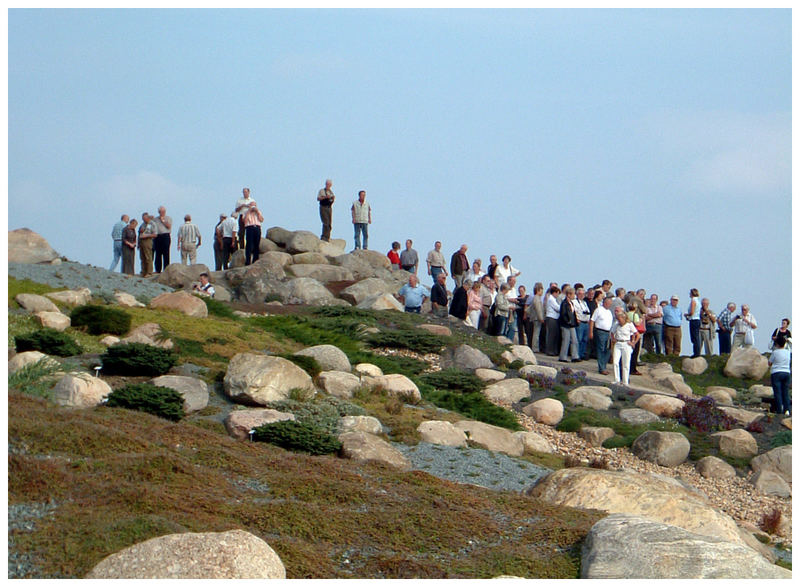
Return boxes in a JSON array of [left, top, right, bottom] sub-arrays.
[[612, 309, 641, 386]]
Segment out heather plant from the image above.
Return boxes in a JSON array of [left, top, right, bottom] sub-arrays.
[[15, 328, 83, 357], [759, 508, 783, 535], [526, 372, 555, 391], [770, 430, 792, 448], [558, 367, 587, 386], [676, 394, 737, 433], [745, 419, 765, 434], [100, 343, 178, 376], [365, 329, 446, 354], [70, 305, 131, 335], [105, 383, 185, 422], [252, 420, 342, 455]]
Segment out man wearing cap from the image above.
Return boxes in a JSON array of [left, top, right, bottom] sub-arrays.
[[662, 295, 683, 355]]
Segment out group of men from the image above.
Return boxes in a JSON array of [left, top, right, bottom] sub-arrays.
[[109, 206, 186, 276], [316, 179, 373, 251]]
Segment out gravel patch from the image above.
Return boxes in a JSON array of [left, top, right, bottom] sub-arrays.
[[9, 261, 172, 301], [395, 442, 550, 492], [8, 501, 59, 579]]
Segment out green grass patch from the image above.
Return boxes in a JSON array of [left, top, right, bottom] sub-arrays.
[[770, 430, 792, 448], [8, 277, 58, 307], [419, 368, 485, 393], [8, 358, 61, 398], [201, 296, 239, 320]]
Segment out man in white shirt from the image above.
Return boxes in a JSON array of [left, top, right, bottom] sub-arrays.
[[219, 212, 239, 270], [731, 305, 757, 349], [234, 188, 254, 249], [574, 286, 591, 359], [589, 296, 614, 375]]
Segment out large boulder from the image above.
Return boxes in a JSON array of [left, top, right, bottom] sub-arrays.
[[338, 431, 411, 470], [526, 468, 746, 546], [8, 351, 59, 375], [515, 430, 554, 454], [316, 371, 362, 399], [339, 278, 393, 305], [259, 250, 293, 268], [711, 429, 758, 459], [519, 364, 558, 380], [696, 456, 736, 479], [225, 258, 287, 285], [224, 408, 295, 440], [581, 513, 790, 579], [483, 378, 530, 403], [265, 226, 292, 246], [706, 388, 734, 406], [580, 426, 615, 448], [291, 252, 328, 265], [681, 356, 708, 375], [153, 263, 210, 289], [439, 344, 493, 371], [8, 228, 60, 263], [294, 344, 351, 372], [749, 384, 773, 399], [567, 386, 612, 411], [339, 415, 383, 435], [355, 293, 404, 312], [634, 394, 684, 417], [285, 264, 354, 283], [223, 353, 314, 405], [85, 529, 286, 579], [631, 430, 690, 467], [286, 230, 321, 254], [618, 408, 660, 425], [52, 373, 112, 408], [45, 288, 92, 306], [454, 420, 524, 457], [354, 363, 383, 377], [749, 445, 791, 483], [149, 375, 209, 413], [718, 406, 764, 427], [417, 421, 468, 447], [34, 311, 71, 331], [362, 374, 421, 402], [522, 398, 564, 426], [751, 470, 791, 498], [508, 345, 537, 365], [474, 368, 506, 383], [653, 372, 694, 396], [285, 277, 336, 305], [332, 250, 391, 278], [724, 347, 769, 379], [319, 238, 347, 257], [149, 291, 208, 318], [258, 237, 280, 253], [15, 293, 60, 313]]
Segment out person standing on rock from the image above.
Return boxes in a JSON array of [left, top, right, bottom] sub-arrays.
[[716, 302, 736, 354], [698, 298, 717, 355], [589, 295, 614, 375], [152, 206, 172, 273], [137, 212, 157, 277], [234, 188, 255, 250], [213, 213, 226, 271], [317, 179, 335, 242], [121, 218, 138, 276], [450, 244, 470, 289], [768, 338, 791, 416], [242, 201, 264, 266], [177, 214, 202, 265], [400, 239, 419, 275], [109, 214, 129, 272], [430, 271, 449, 318], [662, 295, 683, 355], [396, 274, 427, 313], [220, 212, 239, 270], [350, 190, 371, 250], [731, 305, 757, 349], [426, 241, 448, 283]]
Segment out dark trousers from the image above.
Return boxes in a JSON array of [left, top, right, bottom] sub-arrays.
[[153, 233, 171, 273], [771, 371, 791, 414], [630, 338, 642, 373], [545, 317, 560, 355], [238, 217, 246, 249], [718, 329, 732, 354], [213, 242, 223, 271], [319, 205, 332, 241], [689, 319, 701, 357], [493, 315, 508, 337], [222, 237, 235, 269], [244, 225, 261, 265], [519, 313, 531, 347]]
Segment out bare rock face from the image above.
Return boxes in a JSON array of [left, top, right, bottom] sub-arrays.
[[581, 513, 791, 579], [153, 263, 210, 289], [356, 293, 404, 312], [631, 431, 690, 467], [224, 408, 295, 440], [85, 529, 286, 578], [440, 344, 493, 371], [286, 230, 321, 254], [515, 430, 554, 454], [634, 394, 684, 417], [15, 293, 60, 313], [45, 288, 92, 306], [294, 344, 351, 372], [483, 378, 530, 403], [711, 429, 758, 459], [34, 311, 71, 331], [417, 420, 468, 447], [52, 373, 112, 408], [724, 347, 769, 379], [522, 398, 564, 426], [749, 445, 791, 483], [8, 228, 60, 263], [454, 420, 524, 457], [580, 426, 615, 447], [362, 373, 421, 402], [567, 386, 613, 411], [149, 291, 208, 318], [519, 364, 558, 380], [338, 431, 411, 470], [149, 375, 209, 413], [474, 368, 506, 383], [526, 468, 746, 547], [696, 456, 736, 479], [224, 353, 314, 405], [750, 470, 791, 498], [339, 415, 383, 435], [316, 371, 362, 399]]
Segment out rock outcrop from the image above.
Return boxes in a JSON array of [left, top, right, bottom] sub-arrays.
[[724, 347, 769, 379], [8, 228, 60, 264], [149, 291, 208, 318], [338, 431, 411, 470], [149, 375, 209, 413], [224, 353, 314, 405]]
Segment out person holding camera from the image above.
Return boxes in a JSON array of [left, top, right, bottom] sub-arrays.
[[731, 305, 757, 349]]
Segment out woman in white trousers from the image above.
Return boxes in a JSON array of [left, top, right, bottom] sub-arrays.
[[612, 310, 640, 386]]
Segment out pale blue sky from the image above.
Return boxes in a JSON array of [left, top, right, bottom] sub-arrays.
[[8, 9, 792, 352]]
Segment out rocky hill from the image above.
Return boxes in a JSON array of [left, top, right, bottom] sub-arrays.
[[7, 228, 792, 578]]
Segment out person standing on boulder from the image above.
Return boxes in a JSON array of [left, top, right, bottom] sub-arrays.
[[350, 190, 371, 250], [109, 214, 129, 272], [317, 179, 335, 242], [213, 213, 225, 271], [177, 214, 202, 265], [152, 206, 172, 273], [242, 201, 264, 266], [450, 244, 470, 289], [220, 212, 239, 270], [399, 239, 419, 275], [121, 218, 138, 276], [137, 212, 157, 277], [234, 188, 254, 250]]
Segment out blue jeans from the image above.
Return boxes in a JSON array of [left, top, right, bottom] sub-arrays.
[[645, 324, 663, 354], [353, 223, 368, 250], [494, 315, 508, 337], [718, 329, 732, 354], [576, 322, 589, 358], [771, 371, 791, 414], [504, 315, 517, 342], [110, 240, 122, 271], [689, 319, 701, 356], [430, 266, 445, 283], [595, 329, 611, 372]]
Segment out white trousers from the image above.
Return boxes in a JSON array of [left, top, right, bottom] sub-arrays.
[[613, 342, 633, 385], [467, 309, 481, 329]]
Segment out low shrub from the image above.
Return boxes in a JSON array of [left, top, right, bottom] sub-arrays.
[[508, 359, 525, 370], [676, 394, 737, 433], [252, 420, 342, 455], [419, 368, 484, 394], [8, 358, 61, 398], [365, 329, 446, 354], [770, 430, 792, 448], [201, 297, 238, 320], [268, 396, 366, 435], [15, 328, 83, 357], [422, 388, 521, 431], [70, 305, 131, 335], [282, 354, 322, 378], [100, 343, 178, 376], [759, 508, 783, 535], [105, 383, 185, 421]]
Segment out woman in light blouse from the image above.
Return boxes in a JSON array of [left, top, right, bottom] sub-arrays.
[[494, 255, 520, 286], [467, 281, 483, 329], [611, 309, 640, 386]]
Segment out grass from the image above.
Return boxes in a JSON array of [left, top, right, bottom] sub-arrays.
[[639, 352, 770, 392], [8, 277, 59, 308], [8, 391, 602, 579], [8, 358, 63, 399]]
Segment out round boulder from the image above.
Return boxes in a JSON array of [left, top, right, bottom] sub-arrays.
[[619, 408, 660, 425], [354, 363, 383, 377], [45, 288, 92, 306], [439, 344, 493, 371], [149, 375, 209, 413], [294, 344, 351, 373], [339, 415, 383, 435], [15, 293, 60, 313], [634, 394, 685, 418], [519, 364, 558, 380], [723, 348, 769, 379], [52, 373, 112, 408], [483, 378, 530, 403], [224, 408, 295, 440], [706, 389, 733, 406], [474, 368, 505, 383], [509, 345, 537, 365], [749, 444, 791, 483], [149, 291, 208, 318], [363, 373, 421, 402], [286, 230, 321, 254], [631, 430, 690, 467], [338, 431, 411, 470], [417, 420, 468, 447], [711, 429, 758, 459], [316, 371, 362, 399], [522, 398, 564, 426], [567, 386, 613, 411], [9, 228, 60, 263], [695, 455, 736, 479], [580, 426, 615, 448], [750, 470, 791, 498], [681, 356, 708, 376], [8, 351, 58, 375], [223, 353, 314, 405], [515, 430, 554, 454]]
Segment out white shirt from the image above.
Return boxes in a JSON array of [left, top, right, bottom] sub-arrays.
[[591, 306, 614, 331], [574, 298, 591, 322], [234, 196, 253, 218], [613, 322, 638, 343], [220, 216, 238, 238], [466, 269, 485, 283], [494, 264, 519, 285], [733, 313, 757, 334], [545, 294, 561, 319]]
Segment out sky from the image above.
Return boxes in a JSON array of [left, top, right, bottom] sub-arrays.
[[7, 8, 792, 354]]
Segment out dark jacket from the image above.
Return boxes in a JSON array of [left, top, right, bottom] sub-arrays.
[[450, 251, 469, 275], [431, 282, 448, 308], [559, 298, 578, 328], [449, 286, 468, 319]]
